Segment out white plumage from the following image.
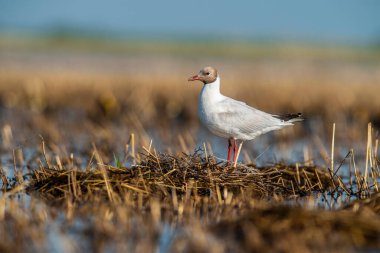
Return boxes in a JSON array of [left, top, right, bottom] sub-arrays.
[[198, 76, 298, 141], [188, 66, 302, 165]]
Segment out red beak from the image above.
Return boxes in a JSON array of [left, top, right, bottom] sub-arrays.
[[188, 75, 200, 81]]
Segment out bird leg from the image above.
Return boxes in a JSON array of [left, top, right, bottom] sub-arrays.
[[233, 139, 238, 164], [227, 138, 233, 164]]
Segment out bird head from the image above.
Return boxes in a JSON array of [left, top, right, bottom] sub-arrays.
[[188, 66, 218, 84]]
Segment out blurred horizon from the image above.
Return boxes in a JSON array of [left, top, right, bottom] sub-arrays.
[[1, 1, 380, 46]]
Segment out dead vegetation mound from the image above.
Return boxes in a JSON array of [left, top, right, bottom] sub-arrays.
[[28, 151, 333, 202]]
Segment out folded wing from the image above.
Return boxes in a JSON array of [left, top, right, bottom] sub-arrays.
[[214, 97, 294, 139]]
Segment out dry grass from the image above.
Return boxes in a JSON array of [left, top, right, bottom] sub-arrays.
[[28, 151, 333, 202], [203, 205, 380, 253], [1, 43, 380, 130], [15, 133, 377, 253], [3, 173, 380, 253], [0, 41, 380, 252]]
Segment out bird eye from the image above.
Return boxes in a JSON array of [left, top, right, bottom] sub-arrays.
[[206, 72, 210, 75]]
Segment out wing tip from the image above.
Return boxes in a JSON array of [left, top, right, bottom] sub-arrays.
[[275, 113, 304, 123]]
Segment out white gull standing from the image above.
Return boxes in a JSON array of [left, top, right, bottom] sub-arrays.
[[188, 66, 303, 166]]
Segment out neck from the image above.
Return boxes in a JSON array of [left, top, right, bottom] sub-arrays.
[[204, 76, 220, 91], [200, 76, 223, 102]]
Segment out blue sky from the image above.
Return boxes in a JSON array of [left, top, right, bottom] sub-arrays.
[[1, 0, 380, 44]]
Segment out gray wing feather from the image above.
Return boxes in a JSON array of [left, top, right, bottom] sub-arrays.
[[215, 98, 290, 137]]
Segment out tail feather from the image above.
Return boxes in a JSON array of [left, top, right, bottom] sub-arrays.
[[275, 113, 303, 123]]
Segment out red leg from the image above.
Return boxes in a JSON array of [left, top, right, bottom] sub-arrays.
[[233, 139, 238, 164], [227, 138, 232, 163]]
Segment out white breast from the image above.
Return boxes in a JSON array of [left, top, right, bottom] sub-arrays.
[[198, 77, 235, 139]]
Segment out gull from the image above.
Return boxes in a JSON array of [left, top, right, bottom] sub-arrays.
[[188, 66, 303, 166]]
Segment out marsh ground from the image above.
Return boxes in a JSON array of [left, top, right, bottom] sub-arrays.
[[0, 37, 380, 252]]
